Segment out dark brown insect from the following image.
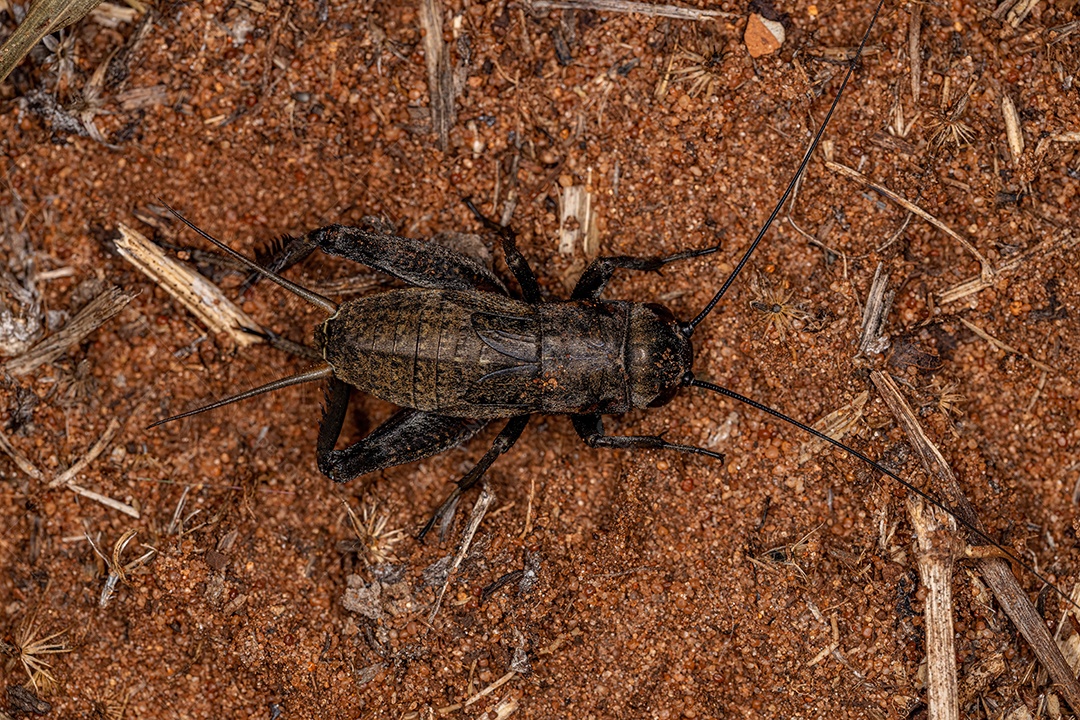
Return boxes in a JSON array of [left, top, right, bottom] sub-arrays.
[[154, 202, 721, 539], [150, 0, 1074, 626]]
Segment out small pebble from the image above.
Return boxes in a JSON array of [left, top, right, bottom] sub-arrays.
[[745, 14, 785, 58]]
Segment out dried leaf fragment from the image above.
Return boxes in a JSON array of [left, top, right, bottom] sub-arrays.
[[0, 207, 43, 357], [0, 0, 104, 84], [558, 184, 598, 258], [4, 286, 133, 376], [798, 391, 869, 463], [744, 13, 784, 58]]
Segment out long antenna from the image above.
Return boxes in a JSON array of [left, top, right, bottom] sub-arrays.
[[158, 200, 339, 315], [148, 365, 333, 428], [687, 376, 1080, 613], [684, 0, 886, 336]]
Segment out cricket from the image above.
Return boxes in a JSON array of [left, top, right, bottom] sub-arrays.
[[127, 0, 1078, 716], [4, 0, 1079, 709]]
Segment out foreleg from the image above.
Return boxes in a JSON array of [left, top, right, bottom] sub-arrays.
[[571, 413, 723, 460]]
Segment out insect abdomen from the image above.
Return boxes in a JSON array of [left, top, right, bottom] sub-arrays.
[[319, 289, 637, 418], [319, 289, 539, 418]]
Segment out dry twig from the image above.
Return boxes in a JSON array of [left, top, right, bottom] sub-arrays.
[[870, 370, 1080, 711], [525, 0, 737, 20], [0, 429, 45, 480], [825, 161, 994, 282], [464, 670, 517, 707], [66, 483, 139, 518], [114, 224, 262, 346], [940, 232, 1077, 304], [957, 317, 1056, 375], [429, 485, 495, 624], [419, 0, 456, 151], [992, 0, 1022, 20], [908, 4, 922, 104], [0, 417, 138, 517], [49, 417, 121, 487], [857, 263, 893, 356], [1003, 0, 1039, 27], [1001, 93, 1025, 160], [165, 486, 207, 537], [907, 496, 959, 720], [4, 287, 134, 376]]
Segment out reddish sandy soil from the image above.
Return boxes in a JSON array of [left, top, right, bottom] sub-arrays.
[[1, 0, 1078, 717]]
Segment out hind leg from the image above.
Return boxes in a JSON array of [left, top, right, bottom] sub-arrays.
[[317, 378, 488, 481], [253, 224, 508, 294], [417, 414, 530, 541], [318, 381, 529, 541]]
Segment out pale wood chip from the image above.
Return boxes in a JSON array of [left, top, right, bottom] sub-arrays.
[[114, 223, 263, 346]]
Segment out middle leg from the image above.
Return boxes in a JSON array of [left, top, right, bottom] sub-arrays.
[[418, 414, 531, 541], [463, 198, 542, 303]]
